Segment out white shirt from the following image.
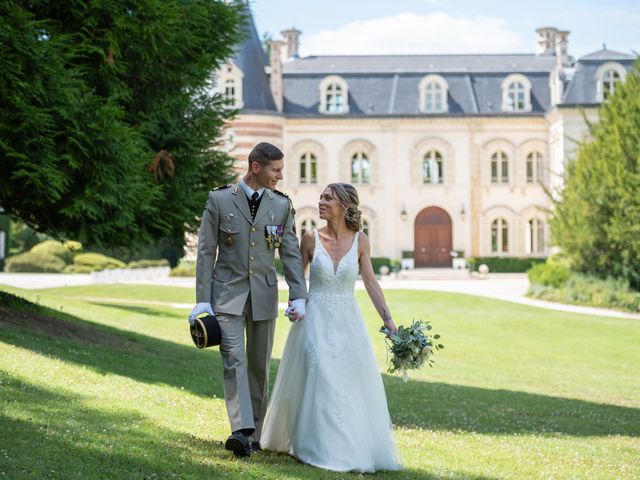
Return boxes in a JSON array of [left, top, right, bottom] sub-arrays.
[[239, 180, 264, 200]]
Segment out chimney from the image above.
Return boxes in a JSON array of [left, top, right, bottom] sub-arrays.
[[536, 27, 557, 55], [281, 28, 301, 59], [555, 30, 570, 67], [268, 39, 284, 112]]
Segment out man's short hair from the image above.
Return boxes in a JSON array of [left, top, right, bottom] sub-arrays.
[[248, 142, 284, 168]]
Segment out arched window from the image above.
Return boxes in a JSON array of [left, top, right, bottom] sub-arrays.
[[319, 76, 349, 114], [491, 218, 509, 253], [526, 152, 543, 184], [425, 82, 443, 112], [491, 151, 509, 184], [423, 150, 443, 184], [326, 83, 344, 112], [299, 219, 317, 238], [299, 152, 317, 184], [224, 79, 236, 104], [527, 218, 545, 254], [602, 69, 621, 100], [507, 82, 526, 111], [351, 152, 370, 184], [419, 75, 448, 113], [501, 74, 532, 112], [216, 62, 243, 109]]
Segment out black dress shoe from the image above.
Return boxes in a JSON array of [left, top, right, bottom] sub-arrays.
[[248, 442, 262, 454], [225, 432, 250, 458]]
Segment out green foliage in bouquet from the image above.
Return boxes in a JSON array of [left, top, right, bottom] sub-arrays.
[[380, 320, 443, 381]]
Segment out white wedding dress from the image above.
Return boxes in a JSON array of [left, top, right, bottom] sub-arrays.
[[261, 231, 401, 472]]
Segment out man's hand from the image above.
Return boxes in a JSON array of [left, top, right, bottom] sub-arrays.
[[285, 298, 306, 322], [189, 302, 214, 325]]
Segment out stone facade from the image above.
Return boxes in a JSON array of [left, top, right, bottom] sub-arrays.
[[213, 10, 635, 266]]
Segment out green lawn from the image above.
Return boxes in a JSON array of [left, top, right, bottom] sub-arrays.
[[0, 285, 639, 479]]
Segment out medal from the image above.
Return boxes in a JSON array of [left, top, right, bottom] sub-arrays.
[[265, 224, 283, 249], [225, 234, 234, 246]]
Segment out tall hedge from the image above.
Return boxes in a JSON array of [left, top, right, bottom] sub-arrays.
[[0, 1, 244, 251], [550, 59, 640, 290]]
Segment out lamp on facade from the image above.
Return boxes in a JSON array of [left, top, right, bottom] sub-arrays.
[[400, 207, 408, 222], [460, 204, 466, 221]]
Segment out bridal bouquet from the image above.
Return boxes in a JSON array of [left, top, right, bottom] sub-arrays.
[[380, 320, 443, 382]]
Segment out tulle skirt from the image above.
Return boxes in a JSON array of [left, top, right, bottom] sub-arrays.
[[261, 291, 402, 473]]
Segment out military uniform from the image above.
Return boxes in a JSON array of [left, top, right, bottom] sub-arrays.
[[195, 183, 307, 442]]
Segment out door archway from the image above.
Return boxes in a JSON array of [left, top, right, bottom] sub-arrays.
[[414, 207, 452, 268]]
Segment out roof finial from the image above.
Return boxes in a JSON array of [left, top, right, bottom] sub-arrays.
[[603, 42, 607, 50]]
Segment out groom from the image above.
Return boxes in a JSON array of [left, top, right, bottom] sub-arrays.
[[189, 142, 307, 457]]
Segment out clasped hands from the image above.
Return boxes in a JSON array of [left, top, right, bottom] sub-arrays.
[[285, 298, 306, 322], [188, 300, 305, 324]]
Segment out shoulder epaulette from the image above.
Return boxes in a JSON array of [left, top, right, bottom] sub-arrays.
[[212, 184, 233, 192], [273, 189, 289, 198]]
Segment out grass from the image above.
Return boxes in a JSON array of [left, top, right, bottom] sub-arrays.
[[0, 284, 639, 479]]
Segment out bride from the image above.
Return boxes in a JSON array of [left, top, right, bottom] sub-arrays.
[[260, 183, 402, 473]]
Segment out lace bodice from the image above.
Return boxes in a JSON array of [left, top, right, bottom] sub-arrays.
[[309, 230, 360, 297]]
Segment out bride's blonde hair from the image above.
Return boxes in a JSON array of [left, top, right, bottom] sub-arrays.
[[327, 183, 362, 232]]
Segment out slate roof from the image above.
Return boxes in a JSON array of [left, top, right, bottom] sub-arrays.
[[231, 7, 637, 117], [231, 9, 277, 113], [282, 54, 558, 74], [282, 55, 555, 116], [561, 49, 636, 105], [578, 48, 636, 62]]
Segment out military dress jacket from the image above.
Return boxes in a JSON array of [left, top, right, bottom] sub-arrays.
[[195, 184, 307, 321]]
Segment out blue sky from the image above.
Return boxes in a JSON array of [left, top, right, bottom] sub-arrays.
[[250, 0, 639, 59]]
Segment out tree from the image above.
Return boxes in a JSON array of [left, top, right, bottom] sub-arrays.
[[550, 59, 640, 289], [0, 1, 245, 251]]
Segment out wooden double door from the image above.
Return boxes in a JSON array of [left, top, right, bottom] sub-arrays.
[[414, 207, 452, 268]]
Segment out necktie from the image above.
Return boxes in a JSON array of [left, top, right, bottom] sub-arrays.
[[250, 192, 259, 219]]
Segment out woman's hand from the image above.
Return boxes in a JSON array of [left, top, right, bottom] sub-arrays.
[[383, 318, 398, 336]]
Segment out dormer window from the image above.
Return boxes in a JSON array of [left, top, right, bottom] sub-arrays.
[[419, 75, 448, 113], [596, 63, 627, 101], [224, 79, 236, 103], [319, 75, 349, 114], [216, 62, 243, 109], [501, 74, 532, 112], [602, 70, 621, 99]]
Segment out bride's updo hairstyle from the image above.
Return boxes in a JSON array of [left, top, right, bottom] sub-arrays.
[[328, 183, 362, 232]]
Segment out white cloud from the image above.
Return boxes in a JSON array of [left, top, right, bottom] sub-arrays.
[[300, 12, 530, 56]]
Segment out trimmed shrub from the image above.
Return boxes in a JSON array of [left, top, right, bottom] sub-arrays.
[[73, 253, 126, 271], [63, 241, 83, 254], [170, 262, 196, 277], [467, 256, 546, 273], [30, 240, 72, 264], [63, 264, 94, 274], [528, 273, 640, 312], [5, 252, 66, 273], [371, 257, 391, 275], [128, 259, 170, 269], [528, 263, 571, 288]]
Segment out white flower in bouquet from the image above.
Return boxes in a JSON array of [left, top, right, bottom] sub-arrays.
[[380, 319, 443, 382]]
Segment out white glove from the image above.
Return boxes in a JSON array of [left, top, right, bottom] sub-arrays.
[[285, 298, 306, 322], [188, 302, 214, 325]]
